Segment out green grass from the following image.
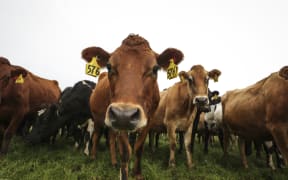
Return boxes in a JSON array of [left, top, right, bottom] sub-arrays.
[[0, 135, 287, 180]]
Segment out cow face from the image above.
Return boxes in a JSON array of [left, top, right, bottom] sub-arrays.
[[0, 58, 27, 104], [179, 65, 221, 112], [82, 34, 183, 131]]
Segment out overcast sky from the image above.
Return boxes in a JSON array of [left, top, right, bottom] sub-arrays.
[[1, 0, 287, 94]]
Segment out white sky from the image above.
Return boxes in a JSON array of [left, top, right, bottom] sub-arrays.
[[1, 0, 287, 95]]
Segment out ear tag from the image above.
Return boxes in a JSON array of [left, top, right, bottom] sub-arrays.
[[213, 75, 218, 82], [167, 59, 178, 80], [212, 94, 218, 101], [85, 57, 101, 77], [15, 74, 24, 84]]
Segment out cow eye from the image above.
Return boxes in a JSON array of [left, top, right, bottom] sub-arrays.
[[106, 63, 112, 72], [188, 76, 194, 84], [152, 65, 160, 75]]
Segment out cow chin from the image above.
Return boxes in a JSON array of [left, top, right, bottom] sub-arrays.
[[105, 103, 147, 131]]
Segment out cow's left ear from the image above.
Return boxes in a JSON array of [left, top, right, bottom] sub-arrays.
[[157, 48, 184, 70], [10, 68, 28, 78], [208, 69, 221, 82], [279, 66, 288, 80]]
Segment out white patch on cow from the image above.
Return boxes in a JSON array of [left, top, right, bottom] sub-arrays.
[[29, 126, 33, 132], [74, 142, 79, 149], [87, 118, 94, 137], [37, 108, 46, 116], [204, 102, 223, 131], [84, 142, 89, 156]]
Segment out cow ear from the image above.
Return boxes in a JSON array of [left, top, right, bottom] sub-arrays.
[[81, 47, 110, 67], [208, 69, 221, 82], [178, 71, 189, 82], [10, 68, 28, 78], [279, 66, 288, 80], [157, 48, 184, 70]]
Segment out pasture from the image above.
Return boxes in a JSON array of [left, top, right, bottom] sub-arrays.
[[0, 135, 287, 180]]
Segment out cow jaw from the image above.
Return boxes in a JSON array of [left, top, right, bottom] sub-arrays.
[[105, 102, 147, 131]]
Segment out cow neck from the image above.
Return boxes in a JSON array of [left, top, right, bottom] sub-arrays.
[[185, 80, 194, 117]]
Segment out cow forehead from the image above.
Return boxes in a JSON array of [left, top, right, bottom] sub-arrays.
[[189, 65, 208, 78]]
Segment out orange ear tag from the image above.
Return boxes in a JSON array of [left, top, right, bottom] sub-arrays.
[[85, 57, 101, 77], [167, 59, 178, 80], [15, 74, 24, 84]]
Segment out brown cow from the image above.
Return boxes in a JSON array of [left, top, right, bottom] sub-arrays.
[[81, 34, 184, 179], [0, 57, 61, 155], [221, 66, 288, 168], [149, 65, 221, 168]]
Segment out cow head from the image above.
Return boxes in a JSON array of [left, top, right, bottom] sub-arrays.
[[0, 57, 28, 104], [82, 34, 184, 131], [208, 90, 221, 105], [179, 65, 221, 112]]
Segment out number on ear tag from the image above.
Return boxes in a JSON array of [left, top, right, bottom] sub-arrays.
[[15, 74, 24, 84], [85, 57, 101, 77], [167, 59, 178, 80]]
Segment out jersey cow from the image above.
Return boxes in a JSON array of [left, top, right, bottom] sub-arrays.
[[0, 57, 61, 155], [222, 66, 288, 168], [81, 34, 184, 180], [149, 65, 221, 168]]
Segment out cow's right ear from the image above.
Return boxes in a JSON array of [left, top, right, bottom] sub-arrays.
[[178, 71, 189, 82], [10, 68, 28, 78], [279, 66, 288, 80], [81, 47, 111, 67]]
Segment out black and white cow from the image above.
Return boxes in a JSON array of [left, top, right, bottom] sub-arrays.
[[25, 80, 96, 155]]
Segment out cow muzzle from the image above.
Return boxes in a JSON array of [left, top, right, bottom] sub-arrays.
[[194, 96, 210, 112], [105, 103, 147, 131]]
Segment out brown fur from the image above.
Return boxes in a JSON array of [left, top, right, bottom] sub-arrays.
[[222, 66, 288, 168], [149, 65, 221, 168], [81, 34, 184, 179], [0, 58, 61, 154]]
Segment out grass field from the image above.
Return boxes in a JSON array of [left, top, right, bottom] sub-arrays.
[[0, 135, 287, 180]]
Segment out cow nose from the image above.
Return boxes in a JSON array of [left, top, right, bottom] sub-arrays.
[[108, 106, 140, 130], [195, 96, 208, 105]]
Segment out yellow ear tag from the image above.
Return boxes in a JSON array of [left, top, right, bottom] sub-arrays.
[[15, 74, 24, 84], [85, 57, 101, 77], [167, 59, 178, 80], [212, 94, 218, 101], [213, 75, 218, 82]]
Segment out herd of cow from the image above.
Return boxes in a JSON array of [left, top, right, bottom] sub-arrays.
[[0, 34, 287, 179]]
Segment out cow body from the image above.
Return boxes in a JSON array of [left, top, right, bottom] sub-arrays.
[[222, 66, 288, 168], [149, 65, 221, 168], [81, 34, 184, 179], [25, 80, 96, 155], [0, 57, 61, 154]]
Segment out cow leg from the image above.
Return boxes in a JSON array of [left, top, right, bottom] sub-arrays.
[[133, 126, 149, 180], [274, 143, 285, 168], [263, 141, 276, 170], [109, 129, 118, 167], [178, 131, 184, 154], [203, 124, 209, 154], [184, 125, 194, 168], [90, 127, 101, 159], [148, 131, 154, 151], [167, 124, 177, 167], [222, 127, 230, 158], [238, 137, 248, 168], [1, 112, 25, 154], [269, 125, 288, 165], [118, 132, 131, 180], [155, 132, 160, 149]]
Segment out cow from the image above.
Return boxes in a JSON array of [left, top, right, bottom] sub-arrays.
[[0, 57, 61, 155], [221, 66, 288, 168], [25, 80, 96, 155], [81, 34, 184, 180], [148, 65, 221, 168]]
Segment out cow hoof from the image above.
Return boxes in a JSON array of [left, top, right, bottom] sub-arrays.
[[169, 160, 176, 168], [187, 163, 195, 169], [135, 175, 144, 180], [112, 163, 118, 169]]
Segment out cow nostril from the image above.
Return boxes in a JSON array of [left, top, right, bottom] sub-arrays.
[[196, 97, 208, 104]]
